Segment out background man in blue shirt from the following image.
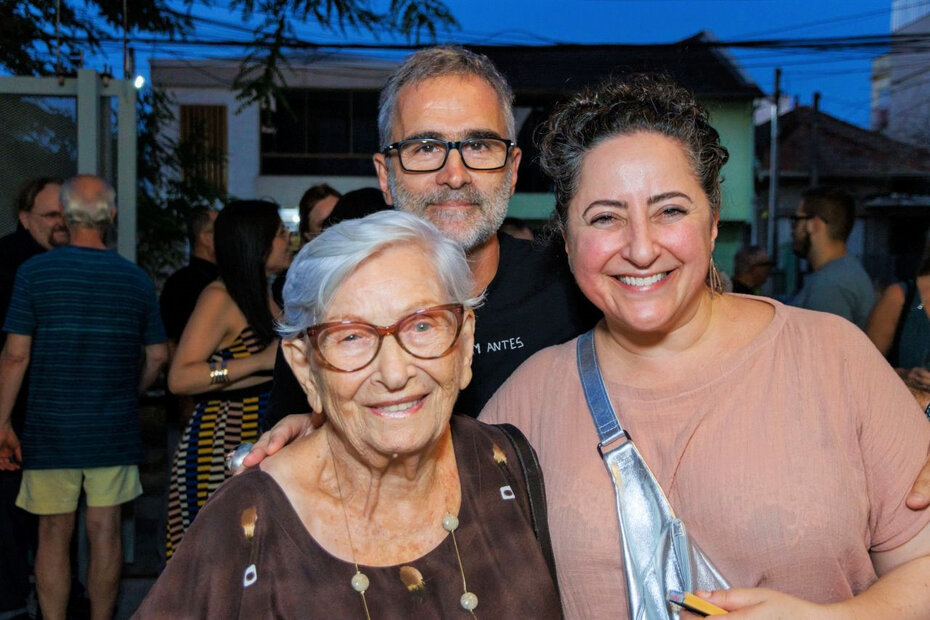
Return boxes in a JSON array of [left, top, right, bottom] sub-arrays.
[[0, 175, 167, 620]]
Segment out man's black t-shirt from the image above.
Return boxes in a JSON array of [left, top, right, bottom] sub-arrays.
[[455, 233, 599, 415], [264, 233, 600, 427]]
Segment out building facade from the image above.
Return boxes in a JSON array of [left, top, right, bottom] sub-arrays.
[[151, 38, 761, 271], [872, 2, 930, 147]]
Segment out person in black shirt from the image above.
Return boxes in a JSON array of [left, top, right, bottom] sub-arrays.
[[1, 179, 68, 343], [263, 47, 599, 427], [0, 177, 66, 619], [159, 208, 219, 424], [455, 233, 596, 415], [160, 208, 219, 349]]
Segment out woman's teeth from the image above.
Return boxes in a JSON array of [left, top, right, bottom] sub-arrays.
[[379, 401, 417, 413], [618, 272, 668, 287]]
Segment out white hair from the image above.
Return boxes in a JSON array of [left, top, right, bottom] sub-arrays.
[[278, 210, 482, 338], [60, 175, 115, 227], [378, 46, 516, 147]]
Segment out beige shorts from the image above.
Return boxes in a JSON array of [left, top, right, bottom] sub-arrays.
[[16, 465, 142, 515]]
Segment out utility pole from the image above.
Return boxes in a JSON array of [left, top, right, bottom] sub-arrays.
[[810, 92, 820, 187], [122, 0, 129, 78], [767, 68, 781, 274]]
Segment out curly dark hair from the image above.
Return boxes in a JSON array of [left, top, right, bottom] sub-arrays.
[[538, 73, 729, 225]]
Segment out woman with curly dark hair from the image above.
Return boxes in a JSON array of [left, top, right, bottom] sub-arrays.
[[478, 74, 930, 617], [165, 200, 290, 556]]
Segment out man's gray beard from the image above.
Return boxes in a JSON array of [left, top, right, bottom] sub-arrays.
[[388, 166, 512, 252]]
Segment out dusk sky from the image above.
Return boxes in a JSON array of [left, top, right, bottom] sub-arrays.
[[117, 0, 899, 127], [436, 0, 894, 127]]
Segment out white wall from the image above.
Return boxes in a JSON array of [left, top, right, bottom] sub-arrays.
[[159, 87, 261, 200], [158, 84, 379, 206]]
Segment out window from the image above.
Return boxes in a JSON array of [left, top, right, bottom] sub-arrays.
[[179, 105, 227, 192], [260, 89, 380, 176]]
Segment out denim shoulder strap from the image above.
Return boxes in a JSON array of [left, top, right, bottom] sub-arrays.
[[576, 329, 629, 446]]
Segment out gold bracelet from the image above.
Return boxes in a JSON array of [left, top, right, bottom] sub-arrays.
[[209, 361, 230, 385]]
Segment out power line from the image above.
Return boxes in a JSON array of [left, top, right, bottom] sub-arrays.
[[38, 0, 929, 54], [736, 3, 896, 39], [53, 29, 930, 54]]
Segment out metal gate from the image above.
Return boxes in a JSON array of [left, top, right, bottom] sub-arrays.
[[0, 70, 137, 260]]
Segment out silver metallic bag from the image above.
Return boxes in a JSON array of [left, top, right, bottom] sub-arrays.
[[578, 330, 729, 620]]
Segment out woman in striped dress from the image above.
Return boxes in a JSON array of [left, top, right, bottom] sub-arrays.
[[165, 200, 291, 557]]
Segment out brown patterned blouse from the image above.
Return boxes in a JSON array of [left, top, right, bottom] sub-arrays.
[[136, 415, 562, 618]]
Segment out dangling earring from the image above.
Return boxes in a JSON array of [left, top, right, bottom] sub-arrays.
[[708, 257, 724, 296]]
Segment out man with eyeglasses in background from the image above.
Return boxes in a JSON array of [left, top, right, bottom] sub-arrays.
[[790, 185, 875, 330], [265, 46, 599, 425], [0, 175, 167, 620], [0, 177, 67, 620]]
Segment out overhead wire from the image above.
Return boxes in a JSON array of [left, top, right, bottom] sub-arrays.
[[49, 0, 930, 54], [48, 0, 930, 131], [55, 29, 930, 53]]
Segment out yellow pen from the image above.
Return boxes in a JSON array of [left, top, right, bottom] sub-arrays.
[[667, 589, 727, 616]]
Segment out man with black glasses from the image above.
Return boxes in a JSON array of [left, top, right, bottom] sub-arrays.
[[266, 46, 598, 422]]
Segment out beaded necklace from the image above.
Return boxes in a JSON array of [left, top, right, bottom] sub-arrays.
[[327, 444, 478, 618]]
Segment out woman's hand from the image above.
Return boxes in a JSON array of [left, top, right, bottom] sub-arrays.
[[0, 427, 21, 471], [909, 453, 930, 509], [236, 413, 320, 473], [692, 588, 835, 619], [904, 366, 930, 390]]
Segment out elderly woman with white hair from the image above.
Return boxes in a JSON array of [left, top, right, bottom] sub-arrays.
[[136, 210, 561, 618]]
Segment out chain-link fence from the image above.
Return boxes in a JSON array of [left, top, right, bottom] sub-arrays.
[[0, 94, 78, 236]]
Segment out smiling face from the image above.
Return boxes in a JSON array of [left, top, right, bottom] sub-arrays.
[[373, 75, 521, 252], [285, 243, 474, 460], [564, 131, 718, 339]]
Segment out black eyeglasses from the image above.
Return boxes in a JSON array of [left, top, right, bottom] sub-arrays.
[[382, 138, 515, 172], [304, 304, 466, 372]]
